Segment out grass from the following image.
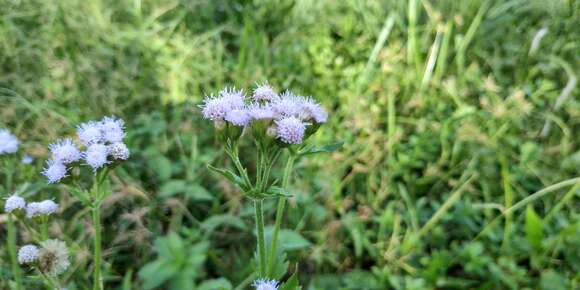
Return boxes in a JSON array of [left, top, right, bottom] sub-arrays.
[[1, 0, 579, 289]]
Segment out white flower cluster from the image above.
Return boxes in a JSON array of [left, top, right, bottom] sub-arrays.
[[18, 240, 70, 276], [43, 116, 130, 183], [3, 194, 59, 218], [0, 128, 19, 154], [253, 279, 279, 290]]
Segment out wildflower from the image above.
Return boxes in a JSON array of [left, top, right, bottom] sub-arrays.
[[271, 92, 304, 117], [0, 128, 19, 154], [38, 239, 70, 276], [42, 160, 68, 184], [26, 202, 41, 218], [108, 142, 130, 160], [77, 121, 103, 146], [247, 103, 276, 121], [100, 116, 125, 143], [84, 143, 109, 171], [201, 87, 247, 122], [21, 154, 34, 164], [18, 245, 39, 264], [219, 87, 246, 109], [49, 138, 81, 164], [4, 194, 26, 213], [252, 279, 278, 290], [275, 116, 306, 144], [38, 200, 59, 215], [225, 109, 251, 126], [253, 83, 277, 102], [300, 97, 328, 123]]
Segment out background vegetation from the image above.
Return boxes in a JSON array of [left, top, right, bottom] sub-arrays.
[[1, 0, 579, 289]]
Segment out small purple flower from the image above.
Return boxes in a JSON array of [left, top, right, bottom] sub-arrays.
[[100, 116, 126, 143], [21, 154, 34, 164], [275, 116, 306, 144], [300, 97, 328, 123], [77, 121, 103, 146], [201, 87, 247, 122], [0, 129, 19, 154], [247, 103, 276, 120], [84, 143, 109, 171], [252, 279, 278, 290], [18, 245, 39, 264], [225, 109, 251, 126], [271, 91, 304, 117], [49, 138, 81, 164], [219, 87, 246, 109], [252, 83, 277, 102], [38, 200, 59, 215], [108, 142, 130, 160], [42, 160, 68, 184], [4, 194, 26, 213]]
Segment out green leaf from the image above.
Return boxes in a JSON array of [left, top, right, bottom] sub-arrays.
[[201, 214, 247, 234], [525, 206, 543, 251], [151, 156, 173, 181], [198, 278, 233, 290], [279, 269, 300, 290], [159, 180, 188, 197], [265, 227, 311, 251], [265, 186, 292, 198], [299, 141, 344, 156], [66, 186, 90, 206], [207, 164, 249, 191], [540, 269, 567, 290]]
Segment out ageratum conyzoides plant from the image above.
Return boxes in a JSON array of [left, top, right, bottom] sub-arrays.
[[201, 83, 341, 289]]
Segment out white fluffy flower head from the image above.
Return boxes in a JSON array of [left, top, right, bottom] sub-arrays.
[[49, 138, 81, 164], [84, 143, 109, 171], [252, 279, 278, 290], [225, 109, 251, 126], [18, 245, 39, 264], [100, 116, 126, 143], [0, 128, 19, 154], [109, 142, 130, 160], [38, 200, 59, 215], [39, 239, 70, 276], [42, 160, 68, 184], [276, 116, 306, 144], [21, 154, 34, 164], [77, 121, 103, 146], [253, 83, 277, 102], [4, 194, 26, 213], [300, 97, 328, 123]]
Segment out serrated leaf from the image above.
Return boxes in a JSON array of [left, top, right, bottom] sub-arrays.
[[198, 278, 233, 290], [525, 206, 543, 251], [66, 186, 90, 206], [159, 180, 188, 197], [299, 141, 344, 156], [201, 214, 247, 234], [279, 268, 300, 290]]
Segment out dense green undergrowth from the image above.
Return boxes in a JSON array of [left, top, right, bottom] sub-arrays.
[[1, 0, 579, 289]]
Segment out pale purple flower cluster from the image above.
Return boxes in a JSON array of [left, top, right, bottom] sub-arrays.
[[201, 83, 327, 144], [3, 193, 59, 218], [252, 279, 278, 290], [43, 116, 130, 183], [0, 128, 19, 154]]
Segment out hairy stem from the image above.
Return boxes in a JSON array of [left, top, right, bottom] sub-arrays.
[[7, 214, 23, 290], [267, 154, 295, 277], [92, 204, 103, 290], [254, 199, 267, 278]]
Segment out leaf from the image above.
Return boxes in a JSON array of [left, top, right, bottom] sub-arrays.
[[66, 186, 91, 206], [265, 186, 292, 198], [299, 141, 343, 156], [265, 227, 311, 251], [279, 268, 300, 290], [198, 278, 233, 290], [201, 214, 247, 234], [540, 269, 567, 290], [525, 205, 543, 251], [150, 156, 173, 181], [159, 180, 188, 197], [207, 164, 249, 191]]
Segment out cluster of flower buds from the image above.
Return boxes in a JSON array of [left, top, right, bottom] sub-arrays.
[[200, 83, 327, 145], [42, 116, 130, 183], [253, 279, 279, 290], [0, 128, 19, 155], [3, 194, 59, 219], [18, 239, 70, 276]]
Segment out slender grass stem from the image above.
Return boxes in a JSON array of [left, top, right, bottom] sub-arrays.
[[254, 199, 267, 278], [267, 155, 295, 277], [92, 204, 103, 290]]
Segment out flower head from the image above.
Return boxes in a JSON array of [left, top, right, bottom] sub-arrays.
[[219, 87, 246, 109], [0, 129, 19, 154], [26, 202, 42, 218], [38, 239, 70, 276], [252, 279, 278, 290], [201, 87, 247, 122], [247, 103, 276, 121], [18, 245, 39, 264], [49, 138, 81, 164], [108, 142, 130, 160], [21, 154, 34, 164], [225, 109, 251, 126], [38, 200, 59, 215], [271, 92, 304, 117], [4, 194, 26, 213], [77, 121, 103, 146], [100, 116, 126, 143], [253, 83, 277, 102], [84, 143, 109, 171], [300, 97, 328, 123], [42, 160, 68, 184], [275, 116, 306, 144]]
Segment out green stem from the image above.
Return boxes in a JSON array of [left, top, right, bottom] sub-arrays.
[[92, 204, 103, 290], [254, 199, 267, 278], [266, 154, 295, 277], [7, 214, 23, 290]]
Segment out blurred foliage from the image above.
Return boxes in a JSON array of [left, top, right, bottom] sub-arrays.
[[1, 0, 579, 289]]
